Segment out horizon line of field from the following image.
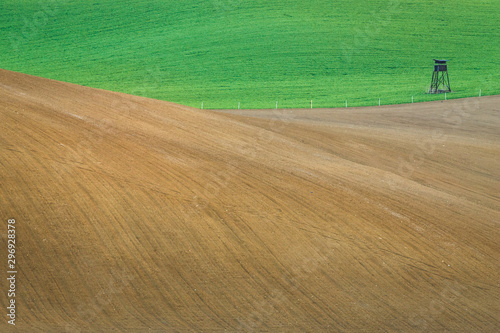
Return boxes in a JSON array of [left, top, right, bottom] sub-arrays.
[[195, 89, 490, 110]]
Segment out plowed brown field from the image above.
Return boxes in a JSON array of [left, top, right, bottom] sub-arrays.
[[0, 69, 498, 332]]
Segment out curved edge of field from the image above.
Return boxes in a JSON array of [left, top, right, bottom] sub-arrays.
[[0, 69, 499, 332]]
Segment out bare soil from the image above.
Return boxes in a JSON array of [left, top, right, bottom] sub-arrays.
[[0, 69, 498, 332]]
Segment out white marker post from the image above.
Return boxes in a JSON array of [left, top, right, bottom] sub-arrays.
[[445, 92, 447, 100], [238, 102, 240, 110], [379, 98, 381, 106], [311, 100, 313, 109], [345, 100, 347, 108], [479, 89, 481, 97], [201, 102, 204, 109], [276, 101, 278, 109], [412, 96, 414, 103]]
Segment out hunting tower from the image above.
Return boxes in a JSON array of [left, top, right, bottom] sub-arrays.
[[429, 59, 451, 93]]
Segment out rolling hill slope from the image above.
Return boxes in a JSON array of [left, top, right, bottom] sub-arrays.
[[1, 0, 499, 108], [0, 69, 499, 332]]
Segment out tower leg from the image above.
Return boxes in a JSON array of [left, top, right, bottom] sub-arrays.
[[430, 71, 438, 93], [445, 71, 451, 92]]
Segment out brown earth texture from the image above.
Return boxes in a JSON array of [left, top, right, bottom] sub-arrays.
[[0, 69, 499, 332]]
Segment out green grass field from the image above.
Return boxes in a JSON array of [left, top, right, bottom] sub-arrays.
[[1, 0, 499, 109]]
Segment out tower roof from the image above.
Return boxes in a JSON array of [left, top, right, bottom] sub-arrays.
[[433, 59, 449, 63]]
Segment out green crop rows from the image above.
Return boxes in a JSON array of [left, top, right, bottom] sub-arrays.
[[1, 0, 498, 109]]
